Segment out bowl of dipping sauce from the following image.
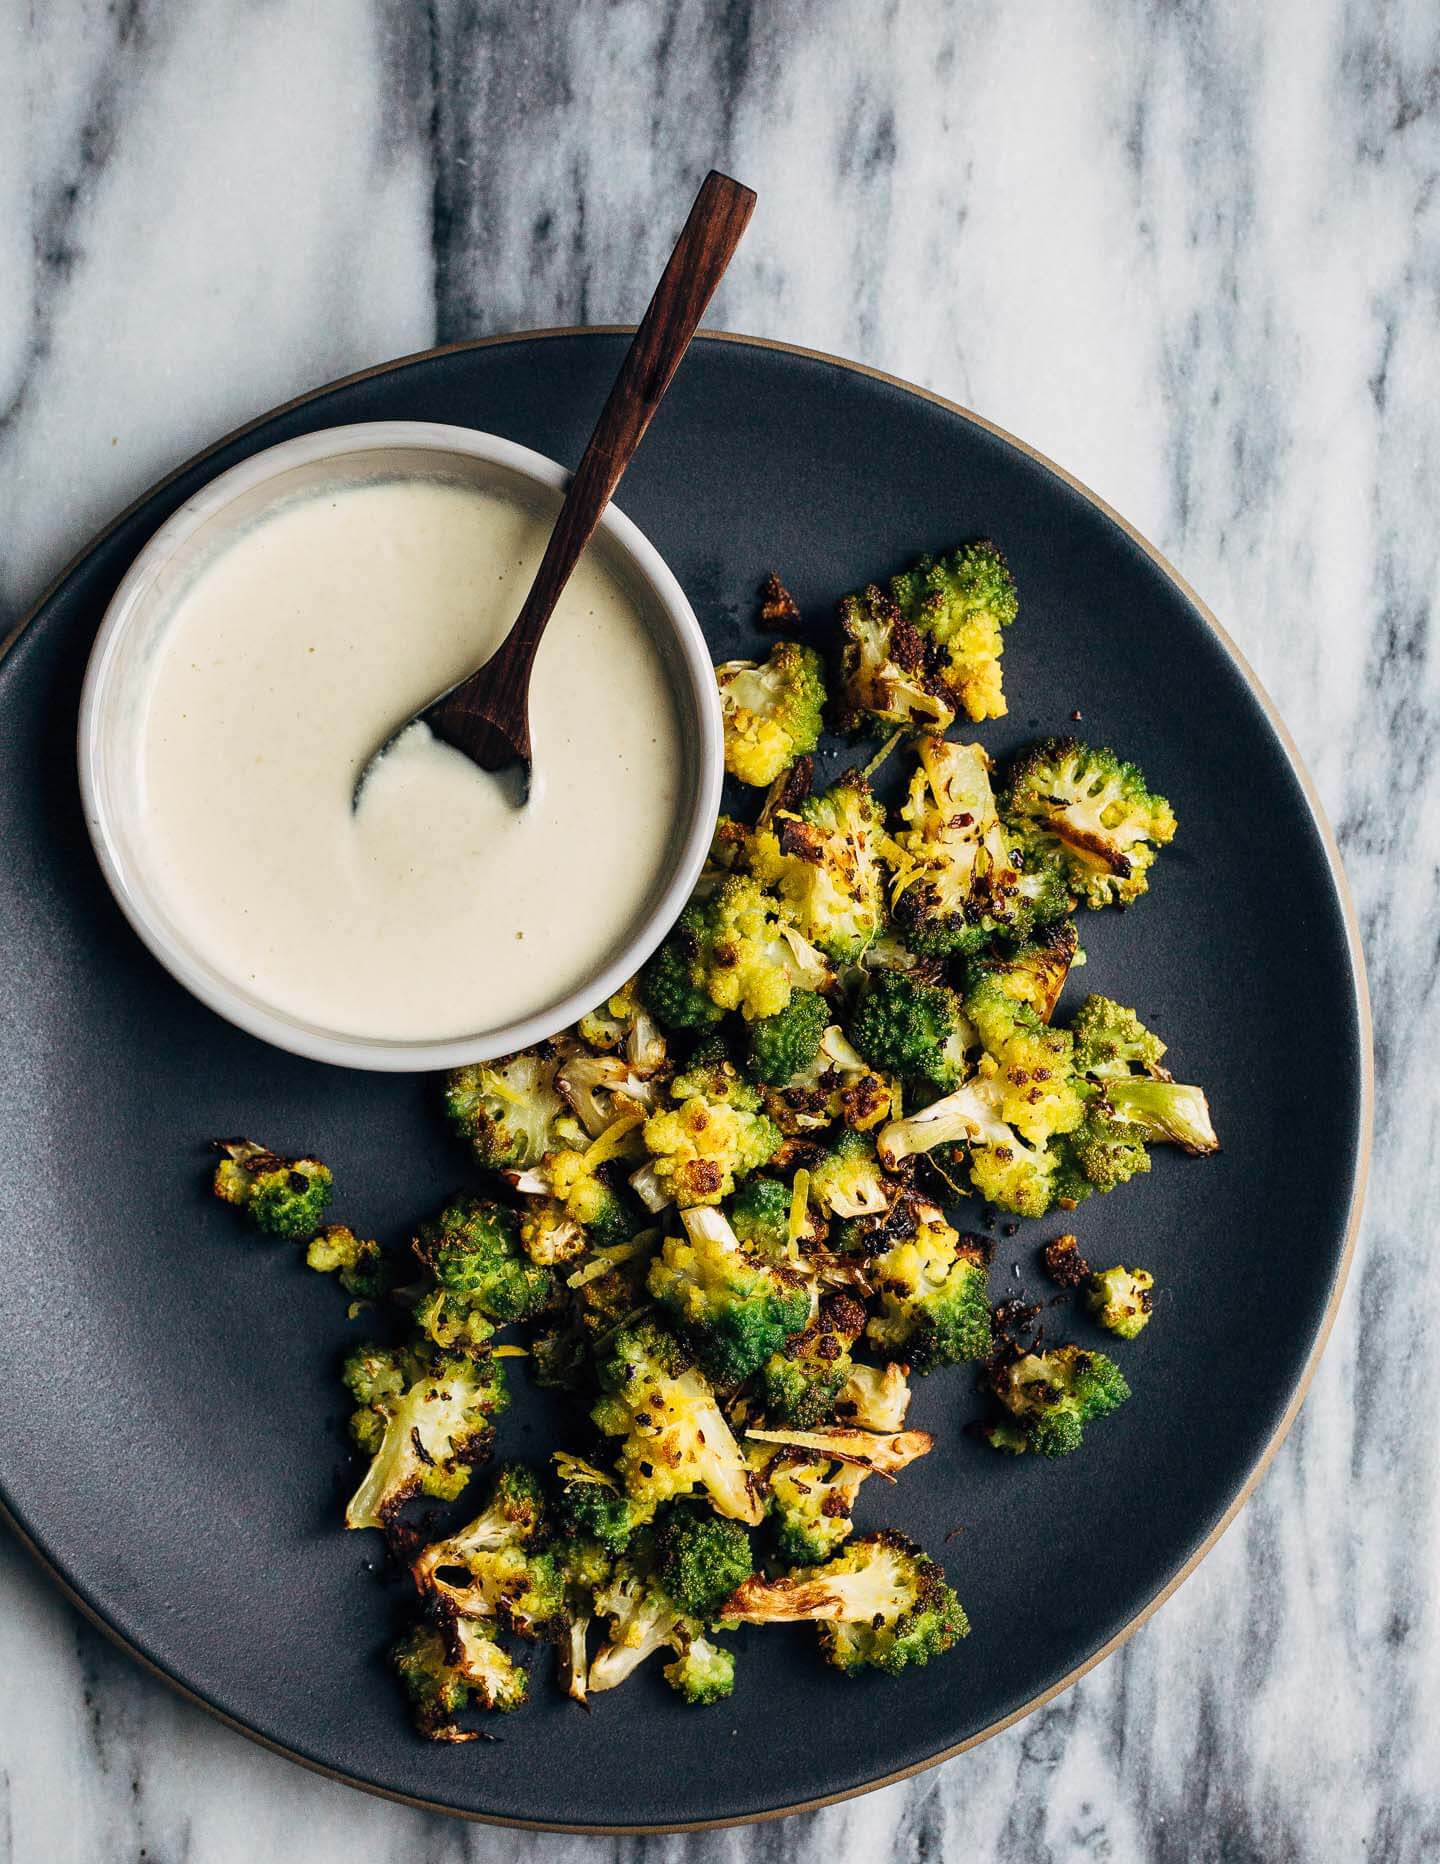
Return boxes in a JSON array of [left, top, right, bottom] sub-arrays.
[[78, 422, 723, 1070]]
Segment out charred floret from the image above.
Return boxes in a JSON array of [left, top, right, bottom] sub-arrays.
[[746, 1427, 934, 1564], [981, 1343, 1131, 1457], [212, 1139, 332, 1240], [758, 571, 803, 632], [392, 1611, 527, 1739], [444, 1049, 568, 1170], [756, 1293, 868, 1427], [834, 1361, 913, 1431], [1086, 1265, 1155, 1338], [890, 540, 1017, 723], [411, 1468, 566, 1639], [722, 1530, 968, 1675], [836, 580, 954, 735], [965, 919, 1081, 1025], [590, 1320, 763, 1523], [413, 1196, 556, 1327], [884, 737, 1067, 957], [748, 772, 888, 962], [761, 1025, 895, 1136], [716, 641, 826, 787], [642, 875, 833, 1030], [865, 1201, 992, 1369], [1001, 738, 1176, 910], [648, 1206, 815, 1386], [342, 1342, 508, 1531], [1041, 1233, 1092, 1289]]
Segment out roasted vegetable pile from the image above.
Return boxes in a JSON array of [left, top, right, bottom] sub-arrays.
[[209, 545, 1215, 1742]]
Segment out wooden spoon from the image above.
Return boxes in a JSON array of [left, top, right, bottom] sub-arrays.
[[354, 170, 755, 805]]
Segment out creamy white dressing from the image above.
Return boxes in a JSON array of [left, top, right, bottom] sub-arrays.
[[138, 477, 684, 1040]]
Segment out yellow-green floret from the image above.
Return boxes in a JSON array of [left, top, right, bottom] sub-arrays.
[[1086, 1265, 1155, 1339], [716, 641, 826, 787], [1000, 737, 1176, 910], [982, 1344, 1131, 1457], [748, 772, 888, 961], [212, 1139, 332, 1240]]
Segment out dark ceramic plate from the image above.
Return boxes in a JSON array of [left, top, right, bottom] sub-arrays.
[[0, 333, 1370, 1831]]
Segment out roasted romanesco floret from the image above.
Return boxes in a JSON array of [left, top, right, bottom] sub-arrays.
[[443, 1049, 568, 1170], [723, 1529, 968, 1675], [890, 540, 1017, 723], [304, 1224, 390, 1300], [744, 988, 831, 1086], [342, 1341, 508, 1530], [641, 874, 833, 1029], [716, 641, 826, 787], [865, 1201, 992, 1369], [648, 1206, 814, 1385], [849, 970, 973, 1090], [392, 1613, 527, 1739], [884, 737, 1068, 957], [212, 1139, 332, 1240], [981, 1344, 1131, 1457], [640, 1056, 782, 1207], [748, 772, 888, 961], [1087, 1265, 1155, 1338], [755, 1292, 868, 1427], [1000, 738, 1176, 910], [746, 1427, 934, 1564], [412, 1196, 556, 1326], [590, 1320, 763, 1523]]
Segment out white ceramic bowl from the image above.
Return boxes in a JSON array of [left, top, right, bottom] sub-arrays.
[[77, 421, 723, 1071]]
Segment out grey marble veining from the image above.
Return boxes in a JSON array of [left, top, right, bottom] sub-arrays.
[[0, 0, 1434, 1858]]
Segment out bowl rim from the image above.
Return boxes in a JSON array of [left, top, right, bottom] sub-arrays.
[[75, 419, 724, 1071]]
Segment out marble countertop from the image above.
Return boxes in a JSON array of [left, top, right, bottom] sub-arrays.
[[0, 1, 1430, 1858]]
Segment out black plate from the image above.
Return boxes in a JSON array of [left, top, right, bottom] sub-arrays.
[[0, 333, 1370, 1831]]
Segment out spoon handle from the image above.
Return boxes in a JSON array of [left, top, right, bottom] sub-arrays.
[[430, 172, 755, 758]]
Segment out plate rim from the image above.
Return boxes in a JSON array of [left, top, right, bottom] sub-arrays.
[[0, 326, 1374, 1834]]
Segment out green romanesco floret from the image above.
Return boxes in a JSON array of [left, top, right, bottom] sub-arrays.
[[744, 988, 831, 1086], [727, 1175, 793, 1255], [747, 1425, 934, 1565], [849, 970, 973, 1090], [865, 1201, 992, 1369], [648, 1206, 815, 1385], [663, 1632, 736, 1705], [982, 1344, 1131, 1457], [756, 1292, 868, 1427], [808, 1128, 895, 1221], [304, 1224, 391, 1300], [411, 1287, 498, 1358], [876, 1069, 1083, 1220], [965, 919, 1081, 1025], [1059, 1115, 1152, 1199], [716, 641, 826, 787], [642, 874, 833, 1030], [411, 1487, 566, 1639], [1068, 995, 1217, 1158], [655, 1504, 756, 1620], [591, 1320, 763, 1523], [748, 772, 888, 961], [964, 975, 1088, 1145], [552, 1453, 656, 1553], [392, 1615, 527, 1739], [1070, 993, 1168, 1078], [641, 1058, 782, 1207], [884, 737, 1066, 957], [1000, 737, 1177, 910], [835, 579, 955, 735], [342, 1342, 508, 1530], [1087, 1265, 1155, 1338], [413, 1195, 556, 1326], [212, 1139, 332, 1240], [723, 1529, 968, 1675], [443, 1049, 568, 1170], [891, 539, 1017, 723]]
